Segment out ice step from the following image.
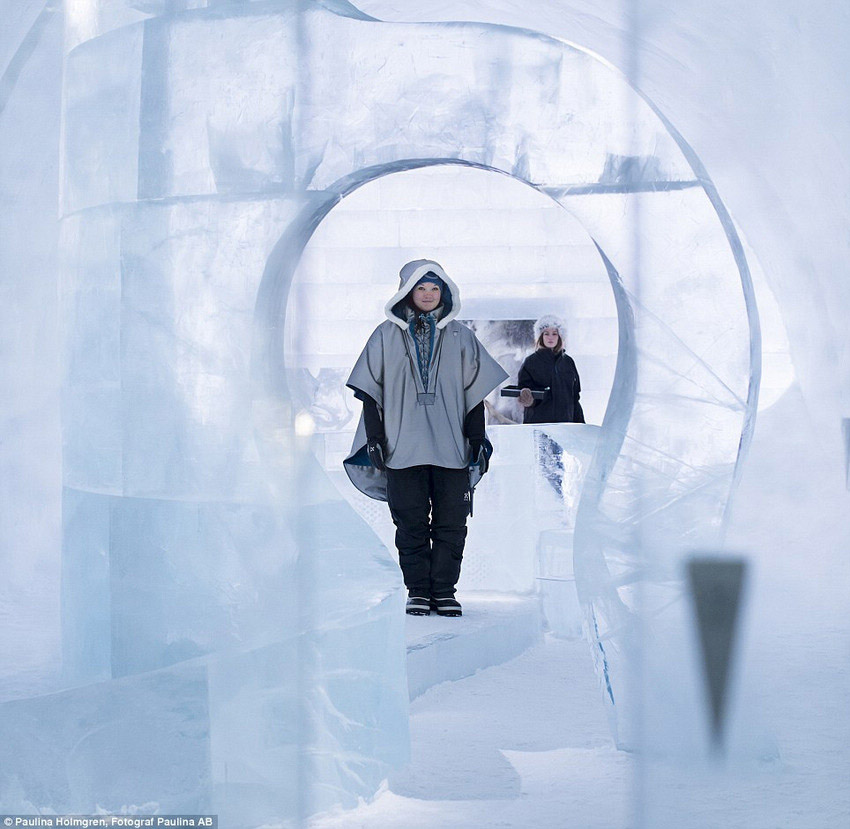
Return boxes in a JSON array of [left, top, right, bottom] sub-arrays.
[[405, 592, 542, 699]]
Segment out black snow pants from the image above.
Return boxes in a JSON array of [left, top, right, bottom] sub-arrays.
[[385, 465, 470, 599]]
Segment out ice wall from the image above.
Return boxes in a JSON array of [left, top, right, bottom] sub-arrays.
[[0, 0, 63, 699], [284, 166, 619, 429]]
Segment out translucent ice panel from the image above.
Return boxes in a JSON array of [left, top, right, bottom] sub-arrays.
[[62, 4, 693, 209], [0, 0, 64, 698], [61, 196, 318, 498], [62, 24, 143, 213]]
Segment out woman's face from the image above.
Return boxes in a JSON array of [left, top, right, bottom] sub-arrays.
[[542, 326, 561, 349], [411, 281, 442, 312]]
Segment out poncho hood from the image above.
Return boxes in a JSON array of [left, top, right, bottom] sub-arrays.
[[385, 259, 459, 329]]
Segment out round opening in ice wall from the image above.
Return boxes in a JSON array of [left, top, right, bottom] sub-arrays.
[[283, 163, 618, 436]]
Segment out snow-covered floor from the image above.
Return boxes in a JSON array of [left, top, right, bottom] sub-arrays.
[[404, 593, 541, 699], [309, 634, 632, 829]]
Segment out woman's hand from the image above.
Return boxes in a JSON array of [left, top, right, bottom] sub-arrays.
[[518, 387, 535, 407], [469, 438, 493, 475], [367, 437, 386, 470]]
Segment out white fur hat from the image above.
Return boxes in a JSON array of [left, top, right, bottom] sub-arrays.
[[534, 314, 566, 341]]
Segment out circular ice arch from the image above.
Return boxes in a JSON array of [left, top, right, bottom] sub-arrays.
[[249, 6, 760, 747]]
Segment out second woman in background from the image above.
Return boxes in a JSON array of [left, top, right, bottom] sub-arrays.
[[517, 315, 585, 425]]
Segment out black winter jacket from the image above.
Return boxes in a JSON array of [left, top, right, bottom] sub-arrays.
[[517, 348, 585, 425]]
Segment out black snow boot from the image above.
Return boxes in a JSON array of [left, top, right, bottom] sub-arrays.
[[431, 596, 462, 617], [406, 595, 431, 616]]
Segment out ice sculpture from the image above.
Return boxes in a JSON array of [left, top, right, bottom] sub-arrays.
[[1, 0, 758, 818]]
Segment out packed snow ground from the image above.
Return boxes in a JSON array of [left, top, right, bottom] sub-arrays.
[[309, 634, 633, 829]]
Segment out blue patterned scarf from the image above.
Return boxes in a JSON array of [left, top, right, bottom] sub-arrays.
[[407, 306, 443, 389]]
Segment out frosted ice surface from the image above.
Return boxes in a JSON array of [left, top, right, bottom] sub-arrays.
[[532, 426, 601, 639], [0, 0, 65, 702], [2, 0, 760, 817], [35, 458, 409, 820], [844, 419, 850, 490]]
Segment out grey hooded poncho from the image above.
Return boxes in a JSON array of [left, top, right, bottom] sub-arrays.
[[344, 259, 508, 501]]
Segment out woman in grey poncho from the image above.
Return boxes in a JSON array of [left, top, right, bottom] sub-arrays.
[[344, 259, 508, 617]]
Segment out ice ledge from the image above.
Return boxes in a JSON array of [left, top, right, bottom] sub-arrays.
[[405, 592, 542, 699]]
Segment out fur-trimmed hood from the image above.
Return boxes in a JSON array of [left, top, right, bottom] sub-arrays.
[[384, 259, 460, 329]]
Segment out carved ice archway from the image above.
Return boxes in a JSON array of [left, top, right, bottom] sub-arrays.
[[248, 3, 760, 748]]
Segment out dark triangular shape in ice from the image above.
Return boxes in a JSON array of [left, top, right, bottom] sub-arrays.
[[686, 555, 748, 752]]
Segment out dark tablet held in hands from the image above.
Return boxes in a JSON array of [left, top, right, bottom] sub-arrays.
[[500, 385, 548, 400]]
